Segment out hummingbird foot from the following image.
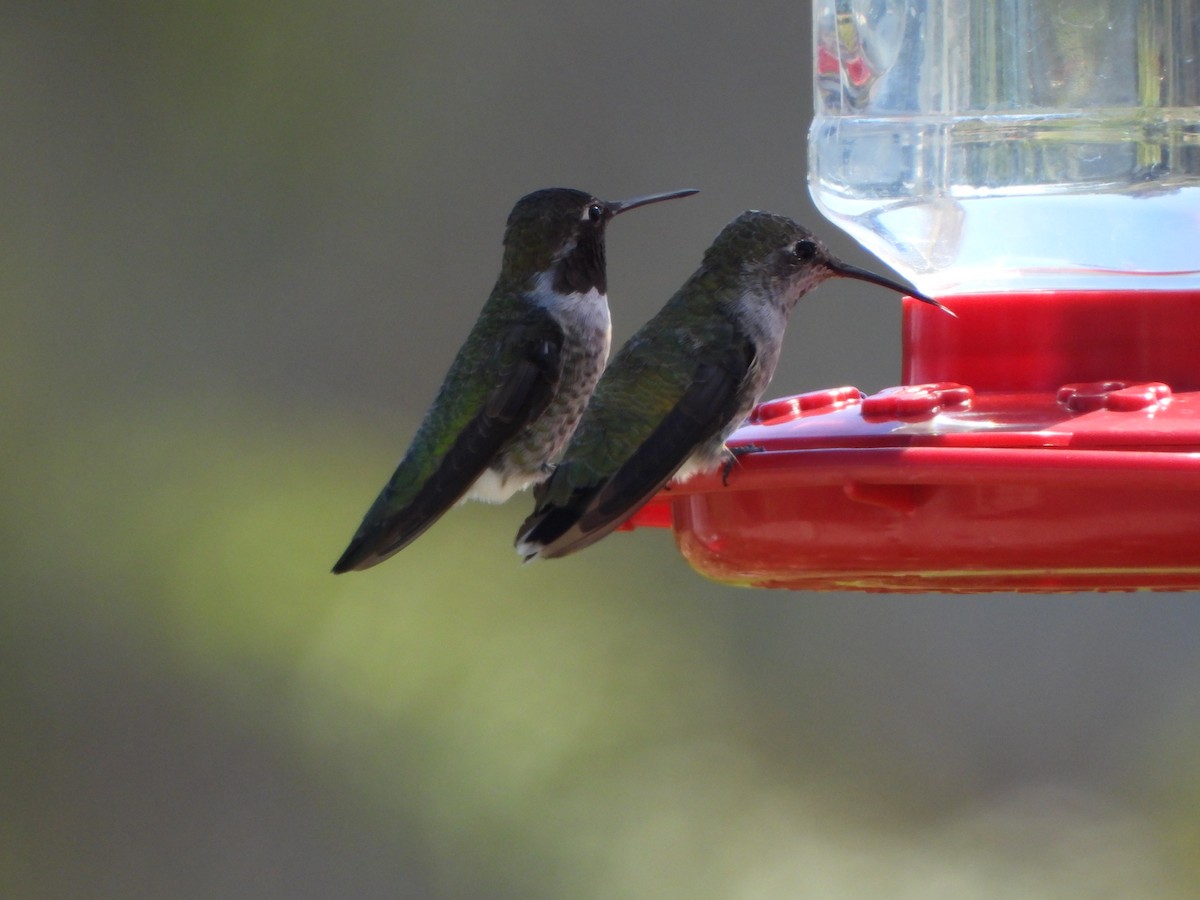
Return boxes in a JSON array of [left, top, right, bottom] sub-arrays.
[[721, 443, 764, 486]]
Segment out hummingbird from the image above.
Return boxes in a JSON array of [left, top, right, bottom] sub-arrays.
[[332, 186, 699, 573], [515, 210, 953, 561]]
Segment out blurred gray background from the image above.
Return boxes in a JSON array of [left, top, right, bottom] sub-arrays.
[[5, 2, 1200, 897]]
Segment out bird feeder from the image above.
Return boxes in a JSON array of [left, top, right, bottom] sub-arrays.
[[623, 1, 1200, 591]]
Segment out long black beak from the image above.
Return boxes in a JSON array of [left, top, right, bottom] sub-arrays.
[[828, 260, 956, 317], [606, 188, 700, 217]]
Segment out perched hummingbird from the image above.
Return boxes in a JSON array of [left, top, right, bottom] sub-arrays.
[[515, 210, 953, 561], [332, 186, 698, 573]]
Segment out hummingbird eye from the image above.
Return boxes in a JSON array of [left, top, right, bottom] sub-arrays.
[[586, 203, 604, 223], [792, 239, 818, 262]]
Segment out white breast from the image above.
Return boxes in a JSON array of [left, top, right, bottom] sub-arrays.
[[529, 270, 612, 348]]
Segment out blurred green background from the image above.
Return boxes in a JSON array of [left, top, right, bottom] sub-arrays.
[[6, 2, 1200, 897]]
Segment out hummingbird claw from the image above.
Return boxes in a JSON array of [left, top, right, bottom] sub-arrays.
[[721, 443, 764, 485]]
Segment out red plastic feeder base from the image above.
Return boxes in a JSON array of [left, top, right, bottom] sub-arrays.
[[625, 291, 1200, 592]]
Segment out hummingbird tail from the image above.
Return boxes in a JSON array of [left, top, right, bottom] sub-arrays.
[[514, 511, 560, 561], [331, 492, 448, 573], [514, 499, 619, 561], [331, 535, 380, 574]]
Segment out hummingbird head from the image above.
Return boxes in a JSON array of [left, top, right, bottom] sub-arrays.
[[502, 187, 698, 296], [707, 211, 952, 315]]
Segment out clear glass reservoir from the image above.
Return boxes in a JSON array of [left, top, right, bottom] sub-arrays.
[[810, 0, 1200, 294]]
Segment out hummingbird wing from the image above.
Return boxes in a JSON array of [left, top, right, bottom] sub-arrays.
[[333, 313, 565, 573], [517, 336, 754, 560]]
